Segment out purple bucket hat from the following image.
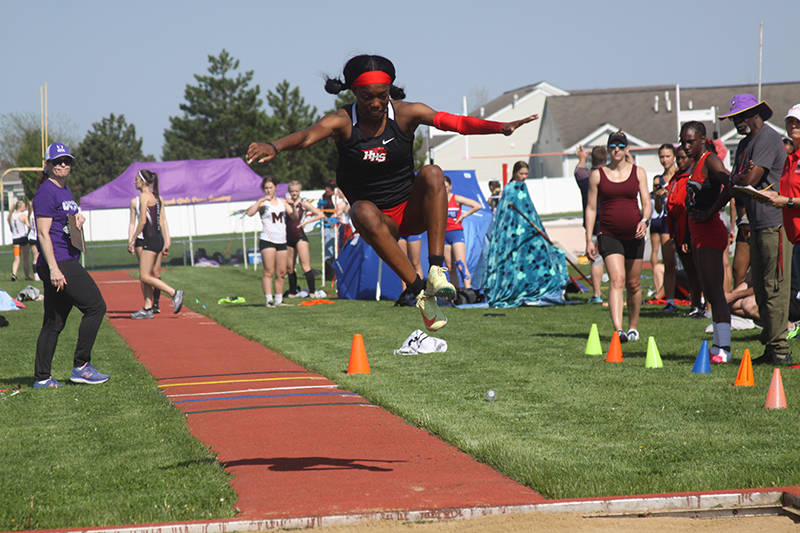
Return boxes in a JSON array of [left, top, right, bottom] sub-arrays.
[[718, 93, 773, 121]]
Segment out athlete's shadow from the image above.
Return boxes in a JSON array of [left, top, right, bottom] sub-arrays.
[[223, 456, 403, 472]]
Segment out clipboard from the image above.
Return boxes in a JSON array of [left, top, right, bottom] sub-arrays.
[[68, 214, 86, 254], [732, 185, 771, 201]]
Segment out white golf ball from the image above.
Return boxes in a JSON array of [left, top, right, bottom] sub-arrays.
[[485, 390, 497, 402]]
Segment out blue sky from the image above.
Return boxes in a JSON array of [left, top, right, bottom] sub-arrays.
[[2, 0, 796, 159]]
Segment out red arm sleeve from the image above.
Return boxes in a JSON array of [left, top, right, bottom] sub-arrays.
[[433, 112, 504, 135]]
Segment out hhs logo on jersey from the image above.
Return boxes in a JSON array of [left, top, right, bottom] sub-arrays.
[[362, 146, 387, 163]]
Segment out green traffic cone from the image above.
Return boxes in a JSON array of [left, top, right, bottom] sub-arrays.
[[585, 323, 602, 356], [646, 336, 663, 368]]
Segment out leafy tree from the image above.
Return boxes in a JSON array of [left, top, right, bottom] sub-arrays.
[[13, 129, 44, 200], [163, 49, 267, 161], [252, 80, 336, 189], [70, 113, 152, 202], [0, 111, 79, 200]]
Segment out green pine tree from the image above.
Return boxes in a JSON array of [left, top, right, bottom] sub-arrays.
[[252, 80, 336, 189], [70, 113, 152, 202], [162, 49, 267, 161]]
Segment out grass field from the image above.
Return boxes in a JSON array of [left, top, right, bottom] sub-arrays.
[[2, 255, 800, 530]]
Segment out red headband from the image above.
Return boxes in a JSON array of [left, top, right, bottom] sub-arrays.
[[351, 71, 392, 88]]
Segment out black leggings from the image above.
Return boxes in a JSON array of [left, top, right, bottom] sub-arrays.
[[35, 260, 107, 381]]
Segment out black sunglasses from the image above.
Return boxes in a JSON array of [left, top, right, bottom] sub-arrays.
[[51, 157, 74, 167]]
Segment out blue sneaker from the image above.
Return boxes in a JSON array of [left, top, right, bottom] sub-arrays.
[[70, 363, 110, 385], [33, 376, 62, 388], [663, 303, 678, 313], [588, 295, 603, 304]]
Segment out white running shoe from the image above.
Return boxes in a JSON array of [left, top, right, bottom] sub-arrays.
[[416, 291, 447, 331], [711, 349, 731, 363], [626, 329, 640, 342], [426, 265, 456, 298]]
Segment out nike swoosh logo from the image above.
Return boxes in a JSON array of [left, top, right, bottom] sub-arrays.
[[422, 312, 437, 328], [382, 138, 394, 145]]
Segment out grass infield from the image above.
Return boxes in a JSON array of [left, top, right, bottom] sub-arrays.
[[1, 260, 799, 529]]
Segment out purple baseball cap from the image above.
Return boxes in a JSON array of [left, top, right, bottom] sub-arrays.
[[718, 94, 773, 121], [44, 142, 75, 162]]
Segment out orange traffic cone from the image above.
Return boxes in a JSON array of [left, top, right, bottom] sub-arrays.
[[347, 334, 370, 374], [734, 349, 755, 387], [764, 368, 787, 409], [605, 331, 624, 363]]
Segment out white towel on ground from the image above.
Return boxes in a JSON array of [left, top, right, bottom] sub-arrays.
[[393, 329, 447, 355]]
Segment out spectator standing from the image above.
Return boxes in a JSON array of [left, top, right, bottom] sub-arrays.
[[443, 175, 481, 289], [318, 180, 338, 260], [285, 181, 326, 298], [247, 176, 298, 307], [575, 145, 607, 303], [682, 121, 733, 363], [32, 143, 109, 388], [651, 144, 679, 311], [761, 103, 800, 322], [8, 200, 31, 281], [27, 202, 40, 272], [584, 132, 651, 342], [722, 94, 791, 365], [665, 146, 705, 316], [487, 180, 502, 212]]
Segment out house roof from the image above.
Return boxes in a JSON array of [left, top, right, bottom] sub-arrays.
[[424, 81, 567, 152], [547, 81, 800, 149]]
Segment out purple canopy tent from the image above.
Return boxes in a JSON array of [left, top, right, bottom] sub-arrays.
[[80, 158, 289, 269], [80, 158, 285, 210]]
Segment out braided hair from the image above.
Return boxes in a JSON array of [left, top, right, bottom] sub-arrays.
[[681, 121, 716, 154]]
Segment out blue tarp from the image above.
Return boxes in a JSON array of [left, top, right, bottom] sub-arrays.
[[484, 182, 568, 307], [334, 170, 491, 301]]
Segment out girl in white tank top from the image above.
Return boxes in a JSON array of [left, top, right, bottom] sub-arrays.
[[260, 198, 288, 243], [246, 176, 297, 306]]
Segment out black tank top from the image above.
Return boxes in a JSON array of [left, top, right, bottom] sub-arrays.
[[143, 202, 160, 239], [336, 102, 415, 210]]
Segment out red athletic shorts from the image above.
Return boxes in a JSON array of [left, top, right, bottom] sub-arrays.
[[689, 213, 728, 251], [381, 200, 420, 237]]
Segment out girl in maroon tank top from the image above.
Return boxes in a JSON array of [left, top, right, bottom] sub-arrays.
[[597, 165, 642, 240], [584, 132, 651, 344]]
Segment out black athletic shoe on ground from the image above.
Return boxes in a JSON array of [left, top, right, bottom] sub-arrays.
[[752, 348, 793, 366]]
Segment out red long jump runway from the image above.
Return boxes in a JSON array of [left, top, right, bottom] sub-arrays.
[[92, 270, 547, 521]]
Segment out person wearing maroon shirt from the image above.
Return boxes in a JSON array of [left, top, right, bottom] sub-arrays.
[[584, 132, 651, 343]]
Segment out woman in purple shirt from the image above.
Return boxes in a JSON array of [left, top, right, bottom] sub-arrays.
[[31, 143, 109, 388]]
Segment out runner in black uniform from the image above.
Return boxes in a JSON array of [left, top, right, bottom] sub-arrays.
[[127, 169, 185, 318], [247, 55, 537, 331]]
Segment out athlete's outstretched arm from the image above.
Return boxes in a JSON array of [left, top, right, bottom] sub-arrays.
[[246, 111, 349, 164], [400, 102, 538, 137]]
